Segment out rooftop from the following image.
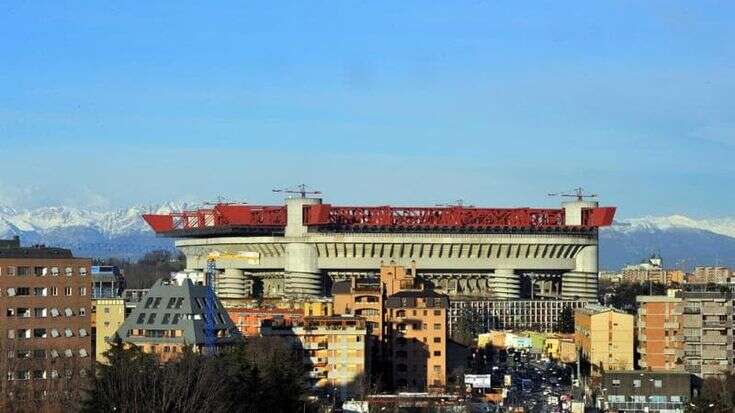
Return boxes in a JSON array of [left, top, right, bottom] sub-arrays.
[[0, 237, 75, 259]]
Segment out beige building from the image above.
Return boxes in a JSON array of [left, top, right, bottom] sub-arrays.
[[332, 262, 449, 392], [261, 315, 367, 398], [636, 296, 683, 371], [575, 304, 634, 375], [688, 267, 731, 284], [91, 298, 126, 363]]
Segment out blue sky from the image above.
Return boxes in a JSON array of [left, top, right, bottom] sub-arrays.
[[1, 1, 734, 218]]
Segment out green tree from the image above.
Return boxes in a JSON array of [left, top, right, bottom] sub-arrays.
[[555, 304, 575, 334], [452, 307, 485, 346]]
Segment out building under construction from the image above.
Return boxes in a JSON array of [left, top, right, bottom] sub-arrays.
[[143, 195, 615, 304]]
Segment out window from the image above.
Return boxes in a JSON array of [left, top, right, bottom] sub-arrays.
[[32, 370, 46, 380], [7, 330, 14, 339], [6, 308, 15, 316], [434, 310, 442, 316], [33, 287, 48, 296], [51, 267, 59, 276], [79, 307, 86, 316], [144, 297, 154, 309], [16, 287, 30, 296], [174, 298, 184, 309], [79, 349, 88, 357], [172, 314, 182, 324], [433, 337, 441, 343], [33, 328, 47, 338], [33, 349, 45, 359], [433, 351, 441, 356], [633, 379, 641, 388], [79, 328, 88, 337], [50, 308, 60, 317], [64, 349, 73, 358], [17, 266, 31, 276], [6, 287, 15, 296], [64, 287, 72, 296], [50, 329, 60, 338], [433, 323, 441, 330], [64, 308, 74, 317], [147, 313, 156, 324], [51, 287, 58, 296], [166, 297, 176, 309], [162, 313, 171, 324], [79, 287, 87, 296], [64, 328, 73, 337], [65, 267, 73, 276], [137, 313, 146, 323], [18, 307, 30, 317], [34, 267, 45, 276], [654, 379, 662, 388], [34, 308, 47, 317], [50, 350, 59, 359], [79, 267, 87, 276], [152, 297, 162, 309]]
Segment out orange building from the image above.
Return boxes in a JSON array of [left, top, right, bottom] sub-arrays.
[[226, 307, 304, 336], [636, 296, 684, 371], [332, 262, 449, 392]]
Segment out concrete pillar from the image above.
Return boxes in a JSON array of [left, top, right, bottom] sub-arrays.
[[285, 242, 322, 296], [562, 244, 598, 301], [562, 200, 598, 226], [490, 269, 520, 299], [217, 268, 248, 299], [283, 197, 324, 297], [285, 197, 321, 237]]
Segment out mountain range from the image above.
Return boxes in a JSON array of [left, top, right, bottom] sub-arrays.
[[1, 204, 733, 270]]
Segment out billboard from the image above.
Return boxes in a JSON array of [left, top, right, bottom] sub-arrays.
[[465, 374, 492, 389]]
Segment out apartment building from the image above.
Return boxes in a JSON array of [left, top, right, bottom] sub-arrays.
[[226, 306, 304, 336], [636, 296, 684, 371], [91, 298, 126, 363], [449, 299, 590, 334], [384, 290, 448, 391], [678, 291, 733, 378], [332, 262, 450, 392], [688, 267, 731, 284], [261, 315, 367, 398], [602, 371, 694, 413], [116, 278, 242, 359], [0, 237, 92, 409], [575, 304, 634, 375]]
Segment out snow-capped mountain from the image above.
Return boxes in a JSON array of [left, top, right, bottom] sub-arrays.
[[1, 204, 733, 268], [600, 216, 735, 270], [0, 202, 194, 258]]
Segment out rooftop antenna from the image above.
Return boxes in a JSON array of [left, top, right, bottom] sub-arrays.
[[435, 199, 474, 208], [548, 187, 598, 202], [203, 195, 248, 206], [272, 184, 322, 199]]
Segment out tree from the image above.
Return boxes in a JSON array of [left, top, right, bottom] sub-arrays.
[[555, 305, 575, 334], [452, 307, 485, 346]]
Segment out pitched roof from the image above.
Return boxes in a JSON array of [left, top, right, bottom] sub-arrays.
[[116, 278, 242, 348]]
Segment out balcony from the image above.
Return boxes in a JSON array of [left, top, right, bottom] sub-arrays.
[[684, 335, 701, 342], [701, 350, 730, 360], [703, 321, 728, 329], [638, 321, 646, 328], [664, 322, 679, 329], [683, 307, 701, 314], [702, 307, 730, 316], [702, 335, 729, 345]]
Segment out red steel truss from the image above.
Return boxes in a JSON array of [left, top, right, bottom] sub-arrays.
[[144, 203, 615, 235], [143, 204, 287, 233]]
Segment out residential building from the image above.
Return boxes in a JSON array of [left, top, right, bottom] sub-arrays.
[[261, 315, 367, 398], [678, 291, 733, 378], [332, 262, 450, 392], [636, 296, 684, 371], [621, 255, 686, 286], [91, 265, 125, 298], [226, 306, 304, 336], [384, 289, 448, 391], [0, 237, 92, 409], [122, 288, 149, 317], [91, 298, 126, 363], [688, 267, 731, 284], [575, 304, 634, 375], [115, 278, 242, 359], [601, 371, 694, 413], [544, 335, 577, 363], [449, 299, 590, 334]]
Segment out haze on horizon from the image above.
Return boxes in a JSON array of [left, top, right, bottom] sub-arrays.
[[1, 2, 734, 219]]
